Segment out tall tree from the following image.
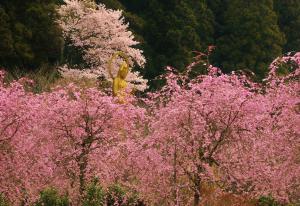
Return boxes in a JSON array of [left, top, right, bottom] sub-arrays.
[[0, 7, 14, 65], [214, 0, 285, 78], [138, 0, 214, 86], [274, 0, 300, 53], [135, 53, 300, 205], [0, 0, 63, 70], [207, 0, 229, 40], [190, 0, 215, 47], [57, 0, 147, 91]]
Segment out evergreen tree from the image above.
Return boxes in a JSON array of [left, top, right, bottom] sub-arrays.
[[191, 0, 215, 47], [214, 0, 285, 78], [274, 0, 300, 53], [138, 0, 214, 84], [0, 0, 63, 70], [207, 0, 229, 39], [0, 7, 14, 65]]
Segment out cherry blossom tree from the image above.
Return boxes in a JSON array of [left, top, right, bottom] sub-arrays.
[[134, 53, 300, 205], [39, 85, 145, 203], [0, 71, 145, 205], [57, 0, 148, 91], [0, 53, 299, 205], [0, 72, 55, 205]]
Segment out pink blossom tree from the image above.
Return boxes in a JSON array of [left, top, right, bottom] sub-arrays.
[[0, 53, 299, 205], [0, 71, 145, 204], [39, 86, 145, 203], [135, 53, 300, 205], [0, 72, 55, 205]]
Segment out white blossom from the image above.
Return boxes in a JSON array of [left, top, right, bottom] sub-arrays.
[[57, 0, 148, 91], [58, 64, 148, 91]]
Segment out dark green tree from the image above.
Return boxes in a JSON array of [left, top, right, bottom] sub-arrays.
[[34, 188, 69, 206], [24, 2, 63, 66], [82, 179, 105, 206], [137, 0, 214, 85], [190, 0, 215, 47], [213, 0, 285, 78], [274, 0, 300, 53], [0, 0, 63, 70], [0, 193, 10, 206], [0, 7, 14, 66], [207, 0, 229, 39]]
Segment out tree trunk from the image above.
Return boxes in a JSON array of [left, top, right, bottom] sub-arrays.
[[78, 154, 88, 199], [194, 190, 200, 206], [173, 144, 178, 205], [193, 172, 201, 206]]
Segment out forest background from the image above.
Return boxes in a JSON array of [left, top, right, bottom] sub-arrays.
[[0, 0, 299, 88]]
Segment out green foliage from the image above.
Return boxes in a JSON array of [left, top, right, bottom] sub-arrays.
[[106, 184, 126, 206], [0, 194, 10, 206], [62, 39, 87, 68], [82, 179, 144, 206], [213, 0, 285, 79], [257, 196, 281, 206], [274, 0, 300, 53], [274, 59, 298, 77], [0, 7, 14, 64], [82, 178, 105, 206], [256, 196, 300, 206], [0, 183, 144, 206], [34, 188, 69, 206], [0, 0, 63, 71], [140, 0, 214, 80], [106, 184, 140, 206], [26, 66, 61, 93], [207, 0, 228, 40], [190, 0, 215, 46]]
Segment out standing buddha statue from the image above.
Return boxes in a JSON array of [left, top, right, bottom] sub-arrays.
[[108, 51, 130, 102]]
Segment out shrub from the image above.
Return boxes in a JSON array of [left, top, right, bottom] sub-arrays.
[[106, 184, 141, 206], [258, 196, 281, 206], [0, 194, 9, 206], [34, 188, 69, 206], [83, 178, 105, 206]]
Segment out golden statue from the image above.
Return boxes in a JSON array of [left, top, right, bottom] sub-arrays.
[[108, 51, 130, 102]]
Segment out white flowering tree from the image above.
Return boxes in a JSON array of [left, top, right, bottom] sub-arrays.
[[57, 0, 148, 91]]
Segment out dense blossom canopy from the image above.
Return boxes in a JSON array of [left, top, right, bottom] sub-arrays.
[[0, 72, 145, 204], [128, 53, 299, 205], [0, 53, 299, 205]]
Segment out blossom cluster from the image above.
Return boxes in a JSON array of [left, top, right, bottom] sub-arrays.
[[0, 53, 299, 205], [57, 0, 148, 91]]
